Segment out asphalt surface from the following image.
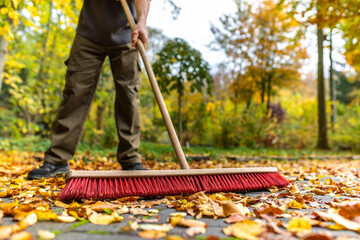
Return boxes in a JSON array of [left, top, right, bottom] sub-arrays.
[[2, 190, 360, 240]]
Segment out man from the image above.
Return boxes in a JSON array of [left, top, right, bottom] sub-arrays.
[[27, 0, 150, 180]]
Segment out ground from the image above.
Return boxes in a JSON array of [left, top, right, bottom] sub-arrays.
[[1, 150, 360, 240]]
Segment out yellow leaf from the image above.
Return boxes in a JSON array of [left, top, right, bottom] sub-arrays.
[[34, 210, 59, 221], [138, 230, 166, 239], [20, 212, 37, 226], [11, 0, 19, 9], [288, 200, 303, 209], [0, 7, 8, 15], [223, 220, 265, 240], [287, 217, 312, 233], [88, 212, 115, 225]]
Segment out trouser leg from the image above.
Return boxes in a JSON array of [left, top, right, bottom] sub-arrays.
[[108, 43, 142, 168], [45, 34, 106, 165]]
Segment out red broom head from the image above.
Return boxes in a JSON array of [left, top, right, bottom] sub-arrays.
[[58, 172, 289, 202]]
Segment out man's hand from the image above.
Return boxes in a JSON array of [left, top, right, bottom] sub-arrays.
[[132, 20, 148, 48]]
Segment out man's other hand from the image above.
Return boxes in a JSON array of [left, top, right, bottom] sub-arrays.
[[132, 20, 148, 48]]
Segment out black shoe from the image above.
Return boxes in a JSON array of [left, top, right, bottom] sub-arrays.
[[122, 163, 148, 170], [27, 161, 70, 180]]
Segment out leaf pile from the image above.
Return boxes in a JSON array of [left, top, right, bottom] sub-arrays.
[[0, 150, 360, 239]]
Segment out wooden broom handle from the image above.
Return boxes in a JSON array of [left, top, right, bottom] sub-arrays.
[[119, 0, 190, 170]]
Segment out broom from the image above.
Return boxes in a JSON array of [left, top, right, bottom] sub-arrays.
[[58, 0, 289, 202]]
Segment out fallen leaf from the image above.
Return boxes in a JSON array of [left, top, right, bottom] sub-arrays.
[[86, 201, 118, 213], [165, 236, 187, 240], [116, 205, 129, 215], [223, 219, 265, 240], [169, 212, 186, 217], [186, 226, 206, 237], [221, 201, 249, 217], [0, 226, 13, 240], [170, 216, 207, 228], [139, 223, 173, 232], [224, 214, 247, 223], [312, 188, 327, 196], [20, 212, 37, 226], [34, 210, 59, 221], [9, 231, 32, 240], [287, 217, 312, 233], [54, 200, 69, 208], [56, 215, 77, 223], [88, 212, 115, 225], [254, 206, 284, 217], [138, 230, 166, 239], [288, 200, 304, 209], [130, 208, 149, 215], [37, 230, 55, 239], [301, 232, 334, 240], [327, 209, 360, 232]]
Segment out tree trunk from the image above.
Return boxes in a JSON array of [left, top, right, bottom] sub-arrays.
[[261, 78, 265, 104], [0, 36, 8, 94], [96, 103, 105, 130], [329, 29, 336, 129], [37, 0, 53, 83], [316, 27, 330, 149], [266, 73, 272, 112]]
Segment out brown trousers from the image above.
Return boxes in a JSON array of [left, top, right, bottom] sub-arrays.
[[45, 34, 142, 168]]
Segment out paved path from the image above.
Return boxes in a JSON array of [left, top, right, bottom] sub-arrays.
[[3, 190, 360, 240]]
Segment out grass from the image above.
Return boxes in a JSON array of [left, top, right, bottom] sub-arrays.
[[0, 136, 356, 162]]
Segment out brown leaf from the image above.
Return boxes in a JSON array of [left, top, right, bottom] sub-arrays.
[[312, 188, 327, 196], [301, 232, 334, 240], [170, 216, 207, 228], [86, 201, 118, 213], [254, 206, 283, 217], [130, 208, 149, 215], [224, 214, 247, 224], [220, 201, 249, 217], [138, 230, 166, 239], [338, 203, 360, 223], [186, 226, 206, 237]]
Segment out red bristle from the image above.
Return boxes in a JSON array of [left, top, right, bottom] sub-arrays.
[[58, 172, 289, 201]]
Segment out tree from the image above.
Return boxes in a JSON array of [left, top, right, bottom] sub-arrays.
[[211, 0, 306, 110], [0, 0, 23, 94], [152, 38, 213, 143], [280, 0, 350, 149]]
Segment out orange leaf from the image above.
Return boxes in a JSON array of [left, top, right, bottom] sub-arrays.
[[138, 230, 166, 239], [9, 231, 32, 240]]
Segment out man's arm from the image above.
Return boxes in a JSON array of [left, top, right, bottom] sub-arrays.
[[132, 0, 150, 47]]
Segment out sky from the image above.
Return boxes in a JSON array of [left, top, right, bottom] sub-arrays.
[[146, 0, 348, 78], [147, 0, 237, 70]]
